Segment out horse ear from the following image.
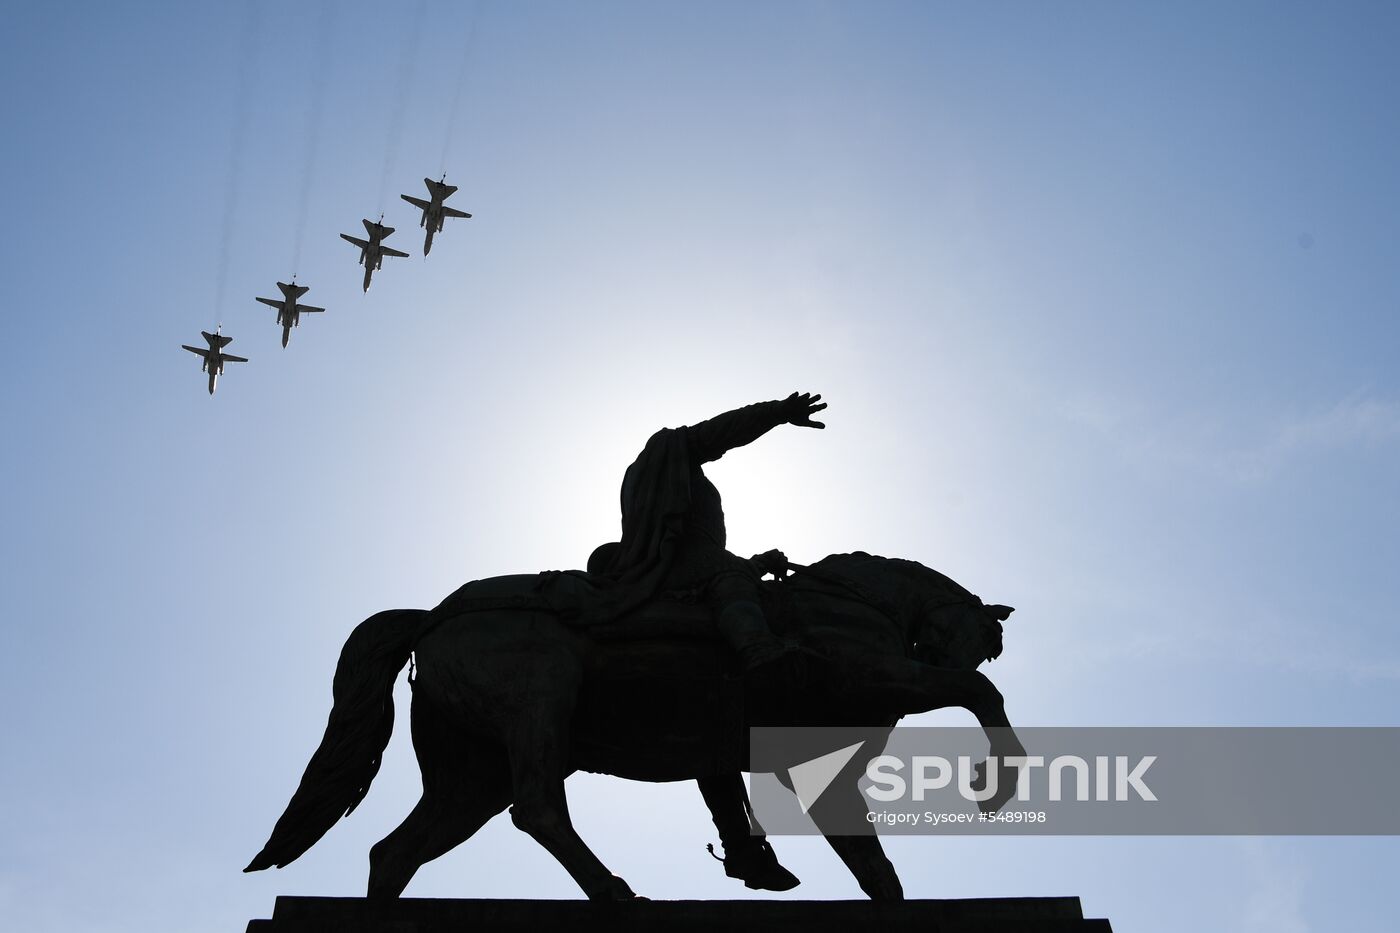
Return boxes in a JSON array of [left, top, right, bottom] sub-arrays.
[[985, 604, 1014, 622]]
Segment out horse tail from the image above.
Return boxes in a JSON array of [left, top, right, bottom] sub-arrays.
[[244, 608, 428, 872]]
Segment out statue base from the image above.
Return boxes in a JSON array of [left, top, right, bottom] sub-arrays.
[[246, 896, 1112, 931]]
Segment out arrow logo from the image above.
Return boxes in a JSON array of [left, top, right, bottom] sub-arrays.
[[788, 741, 866, 814]]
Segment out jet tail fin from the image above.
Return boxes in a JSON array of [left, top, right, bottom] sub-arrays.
[[202, 330, 233, 348], [277, 281, 310, 300]]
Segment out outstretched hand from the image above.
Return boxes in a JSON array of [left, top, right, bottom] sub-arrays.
[[782, 392, 827, 429], [750, 549, 790, 579]]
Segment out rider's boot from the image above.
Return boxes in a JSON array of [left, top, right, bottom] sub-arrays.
[[716, 838, 801, 891], [698, 774, 801, 892]]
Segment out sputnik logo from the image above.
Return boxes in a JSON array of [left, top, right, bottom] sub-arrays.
[[788, 741, 866, 813]]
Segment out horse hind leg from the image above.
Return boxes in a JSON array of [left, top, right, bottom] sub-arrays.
[[506, 745, 635, 899], [366, 774, 508, 899], [501, 679, 636, 900], [367, 717, 511, 898]]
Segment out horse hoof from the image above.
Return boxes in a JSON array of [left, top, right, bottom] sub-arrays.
[[589, 875, 638, 901]]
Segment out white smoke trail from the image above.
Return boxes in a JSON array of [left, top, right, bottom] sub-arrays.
[[290, 0, 338, 276], [376, 0, 428, 215], [212, 0, 261, 320], [439, 0, 485, 179]]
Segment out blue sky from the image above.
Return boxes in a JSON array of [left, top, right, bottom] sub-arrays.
[[2, 1, 1398, 930]]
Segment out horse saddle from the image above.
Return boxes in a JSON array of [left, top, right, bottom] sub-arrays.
[[431, 569, 794, 645], [543, 570, 795, 644]]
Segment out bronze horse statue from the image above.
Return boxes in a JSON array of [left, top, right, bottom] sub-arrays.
[[245, 551, 1024, 900]]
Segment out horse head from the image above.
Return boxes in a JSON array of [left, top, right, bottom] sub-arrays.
[[801, 552, 1012, 671], [905, 565, 1013, 671]]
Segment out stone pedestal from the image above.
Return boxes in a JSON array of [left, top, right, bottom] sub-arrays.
[[247, 896, 1113, 932]]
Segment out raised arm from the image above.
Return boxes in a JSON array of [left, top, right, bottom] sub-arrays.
[[685, 392, 827, 464]]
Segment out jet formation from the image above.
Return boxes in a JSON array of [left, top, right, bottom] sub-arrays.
[[182, 326, 248, 395], [254, 279, 325, 347], [184, 171, 475, 393], [401, 176, 472, 255], [340, 218, 409, 291]]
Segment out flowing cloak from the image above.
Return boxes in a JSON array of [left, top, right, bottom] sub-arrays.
[[540, 400, 788, 626]]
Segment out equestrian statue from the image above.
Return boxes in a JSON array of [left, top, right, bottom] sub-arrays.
[[244, 393, 1024, 901]]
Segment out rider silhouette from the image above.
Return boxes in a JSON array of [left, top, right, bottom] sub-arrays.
[[587, 392, 827, 669], [586, 392, 826, 891]]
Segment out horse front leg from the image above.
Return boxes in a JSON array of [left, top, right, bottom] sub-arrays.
[[950, 669, 1028, 814], [845, 658, 1027, 813], [803, 777, 903, 900]]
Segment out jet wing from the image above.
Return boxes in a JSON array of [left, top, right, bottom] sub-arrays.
[[401, 194, 430, 210], [255, 297, 283, 309], [381, 246, 410, 259], [296, 305, 325, 313], [222, 354, 249, 363], [341, 234, 370, 249], [443, 206, 472, 219], [181, 345, 210, 358]]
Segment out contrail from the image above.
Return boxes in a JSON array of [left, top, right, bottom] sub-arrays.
[[213, 0, 261, 317], [377, 0, 428, 215], [440, 0, 485, 178], [291, 0, 338, 275]]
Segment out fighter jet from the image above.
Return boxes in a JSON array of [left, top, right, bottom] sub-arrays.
[[254, 279, 325, 347], [181, 325, 248, 395], [400, 176, 472, 255], [340, 217, 409, 291]]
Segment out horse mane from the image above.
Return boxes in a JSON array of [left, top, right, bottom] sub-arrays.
[[806, 551, 998, 666], [810, 551, 976, 605]]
